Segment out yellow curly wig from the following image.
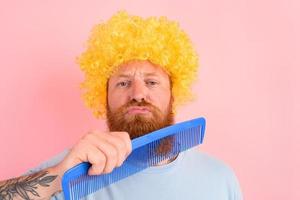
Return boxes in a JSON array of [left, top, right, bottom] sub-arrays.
[[77, 11, 199, 119]]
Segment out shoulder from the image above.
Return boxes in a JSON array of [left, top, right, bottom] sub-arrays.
[[182, 148, 243, 199], [184, 148, 237, 176]]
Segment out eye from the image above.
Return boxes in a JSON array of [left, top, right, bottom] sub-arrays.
[[146, 80, 159, 86], [116, 81, 131, 88]]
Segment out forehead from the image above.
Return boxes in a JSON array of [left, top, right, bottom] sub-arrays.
[[111, 60, 170, 79]]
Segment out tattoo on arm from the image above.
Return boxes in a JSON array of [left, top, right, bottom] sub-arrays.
[[0, 171, 57, 200]]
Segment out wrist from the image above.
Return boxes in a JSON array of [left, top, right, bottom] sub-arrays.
[[47, 165, 64, 191]]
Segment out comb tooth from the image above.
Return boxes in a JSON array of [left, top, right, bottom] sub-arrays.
[[87, 178, 90, 197], [75, 181, 78, 200], [73, 180, 76, 199], [154, 141, 158, 165], [73, 186, 75, 200], [81, 177, 84, 199], [78, 178, 81, 200], [151, 141, 154, 165], [150, 141, 154, 166], [187, 129, 195, 146], [182, 130, 186, 149], [73, 181, 75, 200], [70, 184, 72, 200]]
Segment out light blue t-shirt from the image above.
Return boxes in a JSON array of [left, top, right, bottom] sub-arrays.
[[27, 148, 243, 200]]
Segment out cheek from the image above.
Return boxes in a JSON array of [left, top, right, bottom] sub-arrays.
[[108, 81, 123, 111], [150, 90, 171, 112], [108, 90, 128, 112]]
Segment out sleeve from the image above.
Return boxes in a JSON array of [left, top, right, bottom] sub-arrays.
[[23, 149, 70, 200], [24, 148, 69, 175]]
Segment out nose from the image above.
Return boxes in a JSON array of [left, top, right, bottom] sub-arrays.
[[129, 80, 147, 102]]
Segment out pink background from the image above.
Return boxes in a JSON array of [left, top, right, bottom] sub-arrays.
[[0, 0, 299, 199]]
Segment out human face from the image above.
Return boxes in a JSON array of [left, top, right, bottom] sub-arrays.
[[106, 60, 174, 138]]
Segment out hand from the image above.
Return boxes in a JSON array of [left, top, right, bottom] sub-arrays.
[[55, 130, 132, 176]]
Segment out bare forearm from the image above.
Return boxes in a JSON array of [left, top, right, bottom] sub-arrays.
[[0, 166, 62, 200]]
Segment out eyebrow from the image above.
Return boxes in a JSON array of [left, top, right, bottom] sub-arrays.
[[144, 72, 159, 77], [116, 72, 159, 78], [117, 74, 131, 78]]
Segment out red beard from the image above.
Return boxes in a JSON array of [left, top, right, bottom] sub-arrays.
[[106, 99, 174, 139], [106, 98, 178, 161]]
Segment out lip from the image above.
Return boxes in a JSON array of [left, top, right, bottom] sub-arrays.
[[126, 106, 151, 114]]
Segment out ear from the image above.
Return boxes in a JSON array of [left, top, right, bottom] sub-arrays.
[[106, 78, 110, 109], [106, 78, 110, 93], [169, 78, 174, 103], [170, 94, 174, 104]]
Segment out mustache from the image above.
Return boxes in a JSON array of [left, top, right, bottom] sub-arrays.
[[122, 100, 159, 112]]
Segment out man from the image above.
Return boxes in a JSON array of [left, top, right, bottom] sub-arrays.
[[0, 11, 243, 200]]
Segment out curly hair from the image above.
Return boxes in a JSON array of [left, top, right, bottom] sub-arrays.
[[77, 11, 199, 119]]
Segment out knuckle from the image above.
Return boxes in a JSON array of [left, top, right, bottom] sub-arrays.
[[122, 132, 131, 139], [118, 141, 126, 151], [115, 131, 130, 138], [108, 148, 118, 158], [94, 156, 105, 165], [88, 151, 106, 164]]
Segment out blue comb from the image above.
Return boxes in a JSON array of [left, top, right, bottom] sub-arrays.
[[62, 117, 206, 200]]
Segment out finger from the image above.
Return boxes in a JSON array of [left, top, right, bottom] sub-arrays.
[[107, 133, 129, 167], [92, 138, 119, 174], [113, 132, 132, 157], [86, 146, 106, 175]]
